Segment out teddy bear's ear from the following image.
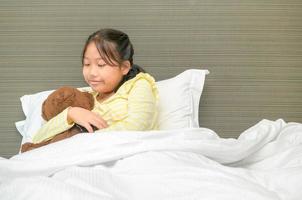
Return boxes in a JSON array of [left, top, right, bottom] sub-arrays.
[[41, 100, 50, 121]]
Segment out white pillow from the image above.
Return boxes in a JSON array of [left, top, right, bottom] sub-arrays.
[[15, 69, 209, 141], [156, 69, 209, 130], [16, 89, 54, 141]]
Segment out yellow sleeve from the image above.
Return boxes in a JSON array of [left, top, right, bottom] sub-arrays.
[[32, 108, 74, 143], [98, 79, 158, 132]]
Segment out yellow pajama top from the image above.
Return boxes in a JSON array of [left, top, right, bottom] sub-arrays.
[[32, 73, 159, 143]]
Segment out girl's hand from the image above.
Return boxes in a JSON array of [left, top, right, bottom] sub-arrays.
[[67, 107, 108, 133]]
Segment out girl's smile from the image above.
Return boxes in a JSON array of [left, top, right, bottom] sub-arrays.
[[88, 80, 104, 85], [82, 42, 130, 95]]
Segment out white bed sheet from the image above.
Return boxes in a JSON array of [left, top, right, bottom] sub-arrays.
[[0, 119, 302, 200]]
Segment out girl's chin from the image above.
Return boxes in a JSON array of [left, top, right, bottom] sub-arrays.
[[89, 85, 107, 93], [89, 84, 101, 91]]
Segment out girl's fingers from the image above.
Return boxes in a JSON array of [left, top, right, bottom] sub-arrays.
[[98, 114, 108, 127], [98, 118, 108, 128], [83, 122, 93, 133], [92, 114, 108, 128], [90, 117, 107, 130], [89, 119, 101, 130], [74, 109, 108, 132]]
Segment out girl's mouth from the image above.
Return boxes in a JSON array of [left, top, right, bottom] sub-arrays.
[[89, 80, 103, 85]]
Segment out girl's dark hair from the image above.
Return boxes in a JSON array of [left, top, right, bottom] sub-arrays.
[[82, 28, 145, 89]]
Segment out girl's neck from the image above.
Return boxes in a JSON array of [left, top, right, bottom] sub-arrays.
[[96, 92, 115, 103]]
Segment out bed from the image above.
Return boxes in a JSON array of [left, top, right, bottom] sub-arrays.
[[0, 69, 302, 199], [1, 0, 302, 199]]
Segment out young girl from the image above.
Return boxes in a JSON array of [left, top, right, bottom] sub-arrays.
[[32, 28, 159, 143]]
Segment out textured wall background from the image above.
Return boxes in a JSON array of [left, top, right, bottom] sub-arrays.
[[1, 0, 301, 157]]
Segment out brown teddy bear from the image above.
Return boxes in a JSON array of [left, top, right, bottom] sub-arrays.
[[21, 86, 95, 153]]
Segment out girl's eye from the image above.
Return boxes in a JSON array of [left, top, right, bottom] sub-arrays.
[[83, 63, 90, 67], [98, 64, 106, 67]]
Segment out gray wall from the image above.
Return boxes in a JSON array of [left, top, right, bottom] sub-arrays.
[[1, 0, 301, 158]]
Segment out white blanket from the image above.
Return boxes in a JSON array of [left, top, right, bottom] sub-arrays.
[[0, 119, 302, 200]]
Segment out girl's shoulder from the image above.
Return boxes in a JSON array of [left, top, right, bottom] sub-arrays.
[[119, 72, 158, 96], [123, 72, 156, 89], [129, 72, 155, 84]]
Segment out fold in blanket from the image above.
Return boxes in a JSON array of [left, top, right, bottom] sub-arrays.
[[0, 119, 302, 200]]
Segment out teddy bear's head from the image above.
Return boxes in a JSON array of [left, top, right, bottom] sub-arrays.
[[42, 86, 94, 121]]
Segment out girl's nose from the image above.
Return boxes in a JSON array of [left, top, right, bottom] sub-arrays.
[[89, 65, 98, 76]]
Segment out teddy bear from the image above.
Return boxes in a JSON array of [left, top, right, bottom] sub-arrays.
[[21, 86, 95, 153]]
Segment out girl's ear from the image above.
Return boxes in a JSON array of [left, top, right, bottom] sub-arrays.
[[121, 61, 131, 75]]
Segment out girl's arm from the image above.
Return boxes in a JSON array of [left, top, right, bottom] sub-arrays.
[[99, 78, 158, 132], [32, 108, 74, 143]]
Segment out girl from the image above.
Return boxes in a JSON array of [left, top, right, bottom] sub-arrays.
[[32, 28, 159, 143]]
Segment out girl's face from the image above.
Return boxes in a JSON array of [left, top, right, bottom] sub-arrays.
[[82, 42, 130, 94]]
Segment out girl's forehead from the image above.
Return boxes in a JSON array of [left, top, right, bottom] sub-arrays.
[[84, 44, 102, 59], [83, 40, 120, 66]]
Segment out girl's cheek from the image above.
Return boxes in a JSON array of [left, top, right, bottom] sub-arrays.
[[82, 69, 88, 79]]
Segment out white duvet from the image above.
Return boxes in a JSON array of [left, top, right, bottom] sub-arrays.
[[0, 119, 302, 200]]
